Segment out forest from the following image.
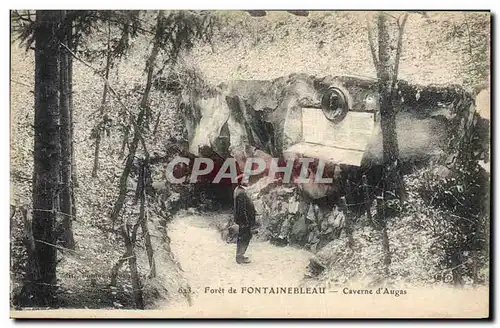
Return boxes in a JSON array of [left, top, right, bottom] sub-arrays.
[[10, 10, 490, 312]]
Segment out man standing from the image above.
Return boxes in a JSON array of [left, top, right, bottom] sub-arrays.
[[233, 179, 257, 264]]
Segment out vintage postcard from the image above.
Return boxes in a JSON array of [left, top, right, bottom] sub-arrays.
[[9, 10, 491, 319]]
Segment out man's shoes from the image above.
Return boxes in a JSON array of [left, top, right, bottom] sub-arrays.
[[236, 256, 251, 264]]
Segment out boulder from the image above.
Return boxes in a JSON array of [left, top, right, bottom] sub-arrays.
[[180, 74, 487, 200]]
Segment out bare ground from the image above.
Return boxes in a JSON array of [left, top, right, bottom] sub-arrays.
[[148, 212, 489, 318], [160, 212, 313, 315]]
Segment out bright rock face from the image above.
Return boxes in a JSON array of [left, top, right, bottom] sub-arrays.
[[181, 73, 487, 200]]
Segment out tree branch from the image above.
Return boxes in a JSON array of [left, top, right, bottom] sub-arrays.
[[11, 79, 34, 93], [34, 239, 78, 253], [60, 42, 148, 154], [367, 17, 379, 76], [11, 10, 34, 23], [393, 12, 409, 82], [32, 208, 77, 219], [382, 12, 399, 21], [110, 252, 134, 286]]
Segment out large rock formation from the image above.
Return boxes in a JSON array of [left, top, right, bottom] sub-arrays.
[[177, 73, 489, 251], [180, 73, 488, 177]]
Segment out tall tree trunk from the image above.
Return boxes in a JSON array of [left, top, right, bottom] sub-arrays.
[[120, 225, 144, 308], [68, 20, 78, 225], [451, 252, 464, 287], [92, 131, 101, 178], [377, 12, 404, 200], [152, 111, 161, 137], [110, 10, 164, 223], [59, 10, 75, 249], [23, 10, 62, 306], [127, 247, 143, 308], [138, 160, 156, 278], [119, 125, 129, 159], [110, 111, 145, 224], [92, 135, 101, 178], [374, 196, 391, 276], [92, 21, 112, 178], [367, 12, 410, 279]]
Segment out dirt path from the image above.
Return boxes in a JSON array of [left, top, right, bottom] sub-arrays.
[[156, 214, 489, 318], [10, 212, 489, 319], [161, 213, 314, 316]]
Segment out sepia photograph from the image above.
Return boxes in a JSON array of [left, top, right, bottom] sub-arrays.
[[9, 9, 491, 319]]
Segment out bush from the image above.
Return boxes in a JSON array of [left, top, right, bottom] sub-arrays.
[[404, 161, 489, 284]]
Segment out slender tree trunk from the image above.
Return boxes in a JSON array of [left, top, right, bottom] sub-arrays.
[[152, 111, 161, 136], [119, 125, 129, 159], [92, 133, 100, 178], [138, 161, 156, 278], [91, 130, 101, 179], [23, 10, 62, 306], [377, 12, 404, 200], [393, 13, 408, 82], [340, 196, 354, 249], [451, 252, 464, 287], [119, 225, 144, 308], [140, 203, 156, 278], [376, 196, 391, 276], [110, 111, 145, 224], [68, 21, 78, 224], [127, 248, 143, 308], [367, 17, 379, 73], [110, 253, 129, 287], [471, 250, 479, 286], [110, 10, 164, 223], [362, 175, 374, 225], [59, 10, 75, 249], [92, 21, 112, 178]]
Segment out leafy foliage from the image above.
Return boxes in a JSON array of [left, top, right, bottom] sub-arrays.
[[11, 10, 142, 54], [404, 161, 489, 283], [10, 10, 36, 50], [440, 13, 490, 86], [156, 11, 220, 65]]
